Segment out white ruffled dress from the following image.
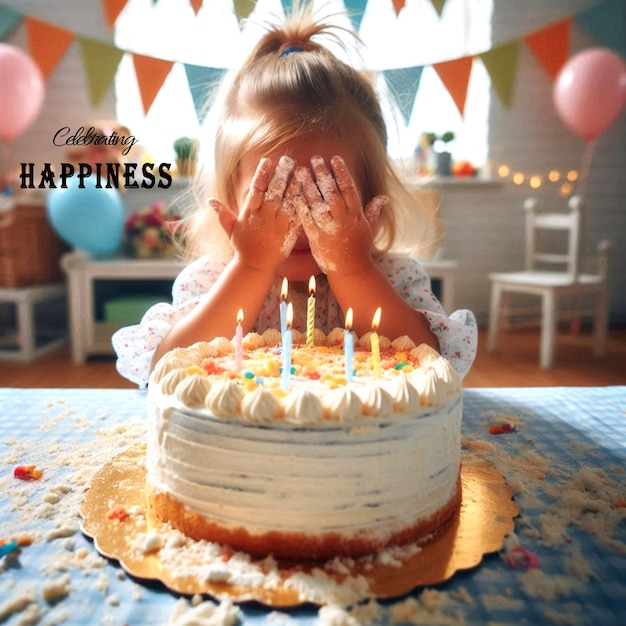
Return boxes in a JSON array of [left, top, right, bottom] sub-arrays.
[[112, 254, 478, 387]]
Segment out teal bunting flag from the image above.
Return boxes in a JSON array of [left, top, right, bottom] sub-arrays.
[[184, 63, 227, 125], [280, 0, 293, 17], [575, 0, 626, 58], [383, 65, 424, 125], [343, 0, 366, 33], [0, 3, 21, 39]]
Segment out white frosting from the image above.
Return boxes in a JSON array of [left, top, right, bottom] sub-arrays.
[[385, 374, 420, 413], [160, 368, 188, 395], [188, 341, 219, 359], [147, 386, 462, 541], [357, 385, 394, 417], [146, 332, 463, 551], [174, 374, 211, 408], [240, 386, 282, 422], [205, 380, 244, 417], [323, 387, 362, 422], [326, 327, 346, 345], [283, 387, 325, 425], [152, 350, 194, 384], [242, 332, 264, 350], [261, 328, 282, 345], [391, 335, 416, 351], [210, 336, 233, 354]]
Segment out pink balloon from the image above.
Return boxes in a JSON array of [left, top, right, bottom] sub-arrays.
[[553, 48, 626, 141], [0, 44, 45, 143]]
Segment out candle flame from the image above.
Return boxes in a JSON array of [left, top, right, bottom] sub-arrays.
[[345, 307, 353, 330], [286, 301, 293, 328], [308, 275, 316, 295], [280, 277, 288, 300], [236, 308, 244, 324], [371, 306, 381, 331]]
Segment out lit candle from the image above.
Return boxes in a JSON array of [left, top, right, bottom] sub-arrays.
[[306, 275, 316, 347], [282, 302, 293, 390], [370, 307, 382, 378], [279, 277, 288, 340], [344, 307, 354, 382], [235, 308, 244, 372]]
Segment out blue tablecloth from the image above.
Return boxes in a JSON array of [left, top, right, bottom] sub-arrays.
[[1, 387, 625, 625]]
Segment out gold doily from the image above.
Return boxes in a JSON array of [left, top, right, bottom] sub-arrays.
[[81, 445, 518, 606]]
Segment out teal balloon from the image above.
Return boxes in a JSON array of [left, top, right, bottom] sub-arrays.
[[46, 177, 124, 257]]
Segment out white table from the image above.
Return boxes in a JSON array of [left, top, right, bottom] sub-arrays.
[[421, 259, 458, 313], [0, 283, 66, 361], [61, 252, 185, 363]]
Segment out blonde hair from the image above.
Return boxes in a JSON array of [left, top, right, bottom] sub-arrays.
[[181, 5, 441, 261]]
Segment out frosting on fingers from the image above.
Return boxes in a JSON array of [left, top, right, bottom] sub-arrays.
[[246, 158, 274, 210], [265, 155, 295, 201], [310, 155, 340, 203]]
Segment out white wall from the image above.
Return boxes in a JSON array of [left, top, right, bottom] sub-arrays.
[[439, 0, 625, 325], [3, 0, 625, 326]]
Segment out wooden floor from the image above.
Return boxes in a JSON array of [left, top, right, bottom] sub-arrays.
[[1, 327, 624, 389]]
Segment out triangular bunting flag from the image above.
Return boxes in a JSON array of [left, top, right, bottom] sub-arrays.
[[184, 63, 227, 125], [480, 40, 520, 108], [429, 0, 447, 17], [102, 0, 129, 29], [280, 0, 292, 17], [343, 0, 366, 32], [575, 0, 626, 58], [132, 53, 174, 114], [233, 0, 256, 26], [383, 65, 424, 125], [78, 37, 124, 107], [0, 4, 21, 40], [102, 0, 128, 29], [392, 1, 406, 17], [190, 0, 203, 15], [433, 55, 473, 116], [25, 17, 74, 80], [524, 17, 571, 80]]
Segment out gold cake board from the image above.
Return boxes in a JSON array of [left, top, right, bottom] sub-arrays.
[[80, 445, 518, 607]]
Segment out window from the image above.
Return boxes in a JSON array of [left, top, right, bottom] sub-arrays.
[[114, 0, 492, 167]]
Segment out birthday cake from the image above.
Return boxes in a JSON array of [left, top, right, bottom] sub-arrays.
[[146, 328, 463, 561]]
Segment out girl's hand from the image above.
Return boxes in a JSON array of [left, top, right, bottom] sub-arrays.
[[210, 156, 298, 274], [293, 155, 388, 275]]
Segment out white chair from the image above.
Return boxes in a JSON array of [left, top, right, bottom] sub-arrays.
[[487, 196, 611, 369]]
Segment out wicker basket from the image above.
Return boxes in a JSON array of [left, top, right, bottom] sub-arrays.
[[0, 201, 69, 288]]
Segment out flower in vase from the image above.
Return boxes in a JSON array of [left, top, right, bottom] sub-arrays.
[[124, 201, 183, 258]]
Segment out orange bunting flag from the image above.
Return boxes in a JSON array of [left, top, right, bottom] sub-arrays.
[[190, 0, 203, 15], [433, 55, 473, 116], [24, 17, 74, 80], [132, 54, 175, 114], [523, 17, 571, 80], [102, 0, 129, 29], [391, 0, 406, 16]]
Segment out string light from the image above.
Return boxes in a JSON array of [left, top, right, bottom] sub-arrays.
[[496, 162, 578, 197]]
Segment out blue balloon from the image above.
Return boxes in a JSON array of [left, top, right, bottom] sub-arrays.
[[46, 176, 124, 257]]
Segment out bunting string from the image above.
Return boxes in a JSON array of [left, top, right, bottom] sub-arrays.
[[0, 0, 623, 122]]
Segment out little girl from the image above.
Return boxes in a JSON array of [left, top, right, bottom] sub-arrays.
[[113, 10, 477, 387]]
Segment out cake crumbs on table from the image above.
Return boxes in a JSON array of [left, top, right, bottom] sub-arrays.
[[2, 396, 625, 625]]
